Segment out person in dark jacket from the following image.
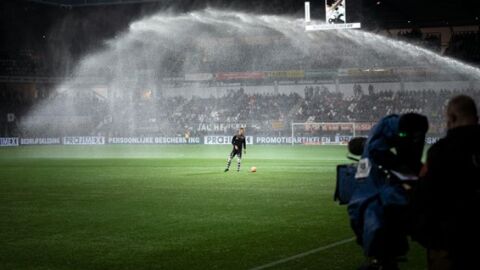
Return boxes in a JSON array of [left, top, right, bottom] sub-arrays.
[[412, 95, 480, 270]]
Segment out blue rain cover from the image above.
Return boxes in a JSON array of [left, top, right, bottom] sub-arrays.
[[347, 114, 409, 257]]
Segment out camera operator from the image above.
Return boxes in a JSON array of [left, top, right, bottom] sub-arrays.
[[347, 113, 428, 270], [412, 95, 480, 269]]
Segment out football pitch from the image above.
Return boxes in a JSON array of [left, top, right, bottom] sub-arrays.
[[0, 145, 426, 269]]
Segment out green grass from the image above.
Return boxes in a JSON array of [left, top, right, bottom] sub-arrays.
[[0, 145, 426, 269]]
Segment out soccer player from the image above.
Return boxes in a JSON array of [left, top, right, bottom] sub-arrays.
[[224, 128, 246, 172]]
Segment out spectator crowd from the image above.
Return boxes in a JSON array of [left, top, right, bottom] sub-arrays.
[[3, 84, 479, 138]]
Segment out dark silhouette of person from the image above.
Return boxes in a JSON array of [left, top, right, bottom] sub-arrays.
[[412, 95, 480, 270]]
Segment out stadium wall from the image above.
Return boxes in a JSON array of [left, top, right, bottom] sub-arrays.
[[161, 84, 316, 98], [161, 80, 478, 98], [403, 81, 474, 91], [0, 136, 441, 146]]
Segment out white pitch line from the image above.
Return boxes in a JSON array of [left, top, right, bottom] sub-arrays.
[[249, 237, 356, 270]]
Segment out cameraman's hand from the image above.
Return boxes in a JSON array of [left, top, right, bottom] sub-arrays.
[[234, 145, 238, 150], [402, 183, 412, 191]]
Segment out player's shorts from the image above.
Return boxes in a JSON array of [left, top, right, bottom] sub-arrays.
[[230, 148, 242, 159]]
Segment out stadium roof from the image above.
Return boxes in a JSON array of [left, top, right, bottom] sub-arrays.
[[28, 0, 166, 7], [26, 0, 480, 27]]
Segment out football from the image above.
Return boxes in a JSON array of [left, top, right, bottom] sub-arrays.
[[250, 166, 257, 172]]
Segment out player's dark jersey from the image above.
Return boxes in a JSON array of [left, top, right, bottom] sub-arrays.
[[232, 135, 246, 151]]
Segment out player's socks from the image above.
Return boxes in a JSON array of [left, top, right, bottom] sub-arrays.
[[237, 159, 241, 172], [225, 157, 232, 172]]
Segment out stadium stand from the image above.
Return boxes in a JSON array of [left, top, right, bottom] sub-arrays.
[[6, 85, 478, 138], [0, 0, 479, 139], [396, 28, 442, 53], [166, 87, 479, 136], [445, 30, 480, 65]]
